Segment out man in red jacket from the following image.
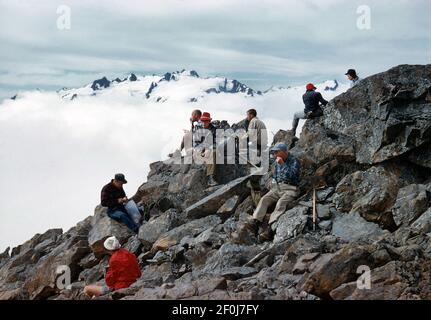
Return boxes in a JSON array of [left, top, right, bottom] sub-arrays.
[[83, 236, 141, 298]]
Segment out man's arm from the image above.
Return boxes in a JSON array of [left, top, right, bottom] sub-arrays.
[[318, 92, 328, 106]]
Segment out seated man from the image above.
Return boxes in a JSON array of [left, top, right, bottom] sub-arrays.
[[100, 173, 142, 233], [83, 236, 141, 298], [345, 69, 361, 88], [245, 142, 301, 242], [291, 83, 328, 136]]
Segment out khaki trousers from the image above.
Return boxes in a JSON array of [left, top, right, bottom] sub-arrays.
[[253, 183, 298, 225], [196, 149, 216, 176]]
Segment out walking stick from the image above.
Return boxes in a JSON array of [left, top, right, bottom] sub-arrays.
[[312, 187, 317, 231]]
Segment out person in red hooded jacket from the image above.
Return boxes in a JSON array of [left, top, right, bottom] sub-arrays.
[[83, 236, 141, 298]]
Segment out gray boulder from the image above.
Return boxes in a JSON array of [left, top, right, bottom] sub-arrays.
[[392, 184, 429, 227], [271, 206, 309, 243], [152, 215, 221, 251], [88, 206, 134, 255], [333, 166, 399, 228], [332, 212, 388, 242], [323, 64, 431, 165], [138, 209, 183, 250], [185, 175, 250, 219]]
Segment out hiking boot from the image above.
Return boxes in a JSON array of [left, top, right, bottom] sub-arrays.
[[207, 175, 218, 187], [258, 227, 274, 243]]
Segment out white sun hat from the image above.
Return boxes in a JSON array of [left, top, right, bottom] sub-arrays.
[[103, 236, 121, 251]]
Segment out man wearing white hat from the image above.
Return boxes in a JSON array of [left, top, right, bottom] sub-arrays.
[[83, 236, 141, 298]]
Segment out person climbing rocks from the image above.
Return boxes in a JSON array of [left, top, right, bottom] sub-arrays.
[[245, 108, 268, 208], [244, 142, 301, 242], [194, 112, 218, 187], [100, 173, 142, 233], [291, 83, 328, 136], [169, 109, 202, 158], [83, 236, 141, 298], [345, 69, 361, 88]]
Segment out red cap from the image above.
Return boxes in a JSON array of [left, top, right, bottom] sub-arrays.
[[306, 83, 317, 91], [200, 112, 212, 121]]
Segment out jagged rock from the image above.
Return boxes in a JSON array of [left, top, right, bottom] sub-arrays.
[[278, 236, 323, 274], [316, 187, 335, 202], [333, 166, 399, 228], [317, 204, 331, 220], [292, 253, 321, 274], [217, 195, 240, 216], [11, 228, 63, 258], [202, 243, 260, 276], [330, 260, 431, 300], [78, 253, 100, 269], [392, 184, 429, 227], [323, 64, 431, 165], [184, 243, 216, 268], [123, 235, 143, 255], [228, 212, 258, 245], [318, 220, 332, 231], [23, 236, 90, 299], [138, 209, 182, 250], [272, 129, 298, 150], [409, 141, 431, 169], [332, 212, 389, 242], [271, 206, 309, 243], [219, 266, 258, 280], [133, 161, 207, 209], [181, 226, 227, 249], [185, 175, 250, 219], [152, 215, 221, 252], [299, 243, 391, 298], [411, 208, 431, 234], [88, 206, 134, 256], [78, 256, 108, 285]]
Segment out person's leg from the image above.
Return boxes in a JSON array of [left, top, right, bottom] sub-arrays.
[[205, 149, 218, 186], [252, 189, 280, 222], [268, 187, 298, 225], [84, 285, 104, 298], [291, 111, 306, 135], [309, 107, 323, 118], [107, 209, 139, 232], [125, 200, 142, 225]]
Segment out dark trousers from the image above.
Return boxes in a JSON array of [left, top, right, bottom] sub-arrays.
[[292, 107, 324, 135]]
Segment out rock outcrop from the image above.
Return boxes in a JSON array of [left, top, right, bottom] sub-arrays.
[[1, 64, 431, 300]]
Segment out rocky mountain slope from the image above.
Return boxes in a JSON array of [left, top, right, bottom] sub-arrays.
[[1, 64, 430, 300]]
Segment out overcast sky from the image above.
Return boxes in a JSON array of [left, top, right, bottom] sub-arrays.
[[0, 0, 430, 101]]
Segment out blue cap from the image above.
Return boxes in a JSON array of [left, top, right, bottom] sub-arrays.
[[270, 142, 288, 152]]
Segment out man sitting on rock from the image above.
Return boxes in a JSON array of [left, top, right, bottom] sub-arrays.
[[83, 236, 141, 298], [100, 173, 142, 233], [345, 68, 361, 88], [291, 83, 328, 137], [245, 142, 301, 242]]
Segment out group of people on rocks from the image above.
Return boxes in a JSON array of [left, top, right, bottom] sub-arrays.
[[83, 69, 361, 298]]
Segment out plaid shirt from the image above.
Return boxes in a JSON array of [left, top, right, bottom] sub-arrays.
[[273, 154, 301, 186]]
